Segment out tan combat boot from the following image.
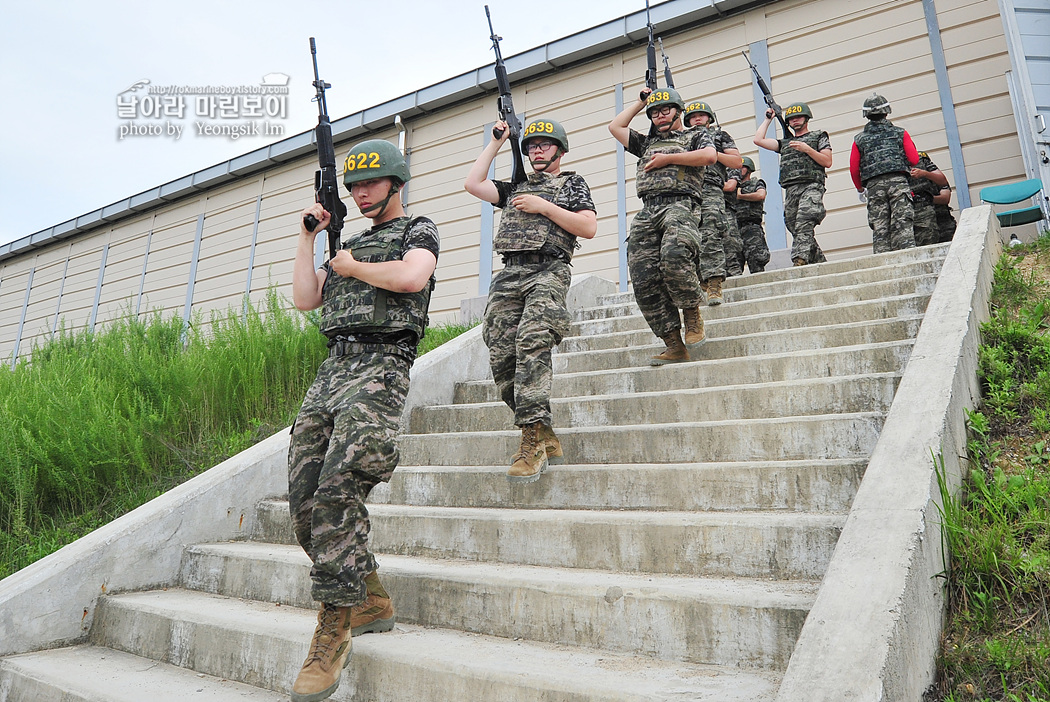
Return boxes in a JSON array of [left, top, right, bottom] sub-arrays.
[[507, 422, 547, 483], [682, 307, 706, 347], [706, 276, 724, 306], [792, 257, 807, 267], [650, 331, 690, 366], [291, 603, 353, 702], [351, 570, 395, 636], [538, 423, 564, 464], [699, 278, 709, 304]]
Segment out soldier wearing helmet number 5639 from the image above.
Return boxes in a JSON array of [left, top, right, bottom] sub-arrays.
[[288, 138, 439, 702], [465, 118, 597, 484], [609, 87, 717, 366]]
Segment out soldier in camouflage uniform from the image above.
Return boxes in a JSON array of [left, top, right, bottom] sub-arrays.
[[465, 118, 596, 483], [723, 166, 746, 277], [735, 156, 771, 273], [683, 101, 742, 304], [754, 102, 832, 265], [610, 87, 716, 365], [848, 94, 921, 253], [909, 150, 950, 246], [288, 139, 439, 702], [934, 185, 957, 242]]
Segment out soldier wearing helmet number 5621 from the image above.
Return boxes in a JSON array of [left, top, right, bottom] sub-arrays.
[[849, 94, 921, 253], [465, 118, 597, 484], [288, 138, 439, 702], [754, 101, 832, 266], [609, 87, 717, 366]]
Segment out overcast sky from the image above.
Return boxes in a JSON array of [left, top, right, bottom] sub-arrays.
[[0, 1, 663, 248]]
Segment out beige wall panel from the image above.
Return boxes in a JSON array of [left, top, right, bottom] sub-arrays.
[[151, 199, 202, 231], [205, 178, 263, 214], [962, 136, 1025, 187], [262, 158, 320, 197]]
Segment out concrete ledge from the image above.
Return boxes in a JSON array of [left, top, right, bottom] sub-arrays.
[[774, 206, 1000, 701], [0, 428, 290, 657]]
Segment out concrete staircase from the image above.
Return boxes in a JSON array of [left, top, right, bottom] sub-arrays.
[[0, 244, 950, 701]]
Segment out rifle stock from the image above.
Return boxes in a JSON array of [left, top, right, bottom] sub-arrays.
[[485, 5, 527, 184], [742, 51, 792, 139], [304, 38, 347, 260]]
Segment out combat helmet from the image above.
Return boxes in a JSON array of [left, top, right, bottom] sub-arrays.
[[343, 139, 411, 189], [683, 101, 716, 127], [741, 156, 756, 172], [862, 93, 892, 118], [520, 118, 569, 155], [645, 87, 686, 119], [782, 102, 813, 121]]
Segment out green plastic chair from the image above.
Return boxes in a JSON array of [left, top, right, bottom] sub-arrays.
[[979, 178, 1045, 227]]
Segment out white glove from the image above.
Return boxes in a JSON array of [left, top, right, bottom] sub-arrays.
[[858, 189, 867, 204]]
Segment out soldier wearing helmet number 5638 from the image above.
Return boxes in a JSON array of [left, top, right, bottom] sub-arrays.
[[609, 87, 717, 366], [465, 118, 597, 484], [288, 138, 439, 702]]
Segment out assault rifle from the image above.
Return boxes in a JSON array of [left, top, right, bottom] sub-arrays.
[[742, 51, 792, 138], [484, 5, 527, 184], [644, 0, 659, 92], [659, 38, 674, 89], [303, 37, 347, 260]]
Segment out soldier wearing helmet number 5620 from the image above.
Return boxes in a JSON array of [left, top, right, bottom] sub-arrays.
[[288, 138, 439, 702], [754, 101, 832, 266], [849, 94, 921, 253], [465, 118, 597, 484], [609, 87, 717, 366]]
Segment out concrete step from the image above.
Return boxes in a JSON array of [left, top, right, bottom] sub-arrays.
[[254, 501, 844, 580], [410, 373, 900, 433], [554, 316, 923, 373], [182, 545, 817, 668], [398, 413, 884, 466], [578, 272, 937, 323], [567, 291, 930, 341], [593, 254, 945, 310], [89, 588, 783, 701], [0, 645, 284, 701], [368, 459, 866, 512], [454, 340, 914, 404]]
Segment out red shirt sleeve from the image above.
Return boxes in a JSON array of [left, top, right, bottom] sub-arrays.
[[850, 142, 863, 191], [902, 131, 920, 166]]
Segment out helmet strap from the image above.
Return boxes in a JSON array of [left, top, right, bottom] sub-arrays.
[[359, 183, 400, 219], [530, 148, 563, 172]]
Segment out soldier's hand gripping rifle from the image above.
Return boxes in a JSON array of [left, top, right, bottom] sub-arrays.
[[303, 38, 347, 260], [659, 38, 674, 89], [742, 51, 792, 138], [485, 5, 527, 185]]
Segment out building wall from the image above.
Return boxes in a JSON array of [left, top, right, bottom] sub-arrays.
[[0, 0, 1027, 364]]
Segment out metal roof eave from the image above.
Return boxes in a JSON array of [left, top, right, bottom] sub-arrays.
[[1, 0, 764, 264]]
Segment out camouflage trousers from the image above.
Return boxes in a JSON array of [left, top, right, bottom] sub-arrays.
[[936, 205, 957, 243], [483, 259, 571, 427], [739, 220, 771, 273], [695, 183, 727, 281], [288, 350, 411, 607], [628, 199, 704, 338], [783, 182, 828, 264], [724, 210, 745, 277], [866, 173, 915, 253], [913, 198, 939, 247]]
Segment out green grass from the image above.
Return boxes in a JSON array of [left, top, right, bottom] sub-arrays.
[[0, 291, 472, 580], [936, 239, 1050, 701]]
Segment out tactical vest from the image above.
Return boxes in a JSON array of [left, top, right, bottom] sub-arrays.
[[778, 131, 828, 187], [909, 153, 941, 202], [736, 178, 765, 223], [854, 120, 910, 183], [320, 217, 433, 339], [493, 172, 578, 259], [635, 129, 706, 200]]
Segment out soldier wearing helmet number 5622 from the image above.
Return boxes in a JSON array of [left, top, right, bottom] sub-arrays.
[[849, 94, 921, 253], [288, 138, 439, 702], [609, 87, 717, 366], [465, 118, 597, 484]]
